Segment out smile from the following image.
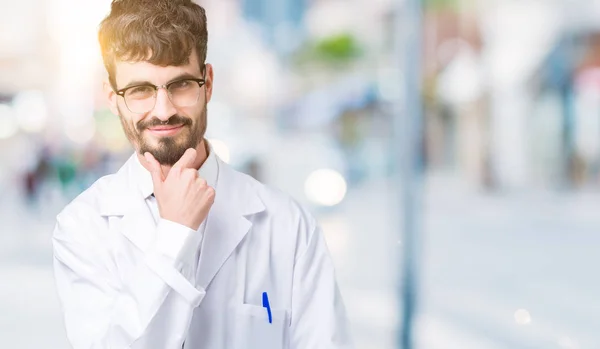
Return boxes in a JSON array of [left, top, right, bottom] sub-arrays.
[[147, 124, 185, 136]]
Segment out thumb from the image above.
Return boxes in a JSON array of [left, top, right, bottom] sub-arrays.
[[144, 152, 164, 192]]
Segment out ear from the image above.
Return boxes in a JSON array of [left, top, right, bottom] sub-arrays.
[[103, 80, 119, 116], [204, 63, 214, 103]]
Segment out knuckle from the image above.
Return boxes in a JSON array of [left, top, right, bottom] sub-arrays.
[[183, 169, 197, 179]]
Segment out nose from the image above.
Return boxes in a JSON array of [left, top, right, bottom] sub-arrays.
[[152, 87, 177, 122]]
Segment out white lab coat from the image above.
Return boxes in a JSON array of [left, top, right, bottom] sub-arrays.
[[52, 152, 353, 349]]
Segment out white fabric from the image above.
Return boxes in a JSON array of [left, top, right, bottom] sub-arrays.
[[52, 142, 353, 349]]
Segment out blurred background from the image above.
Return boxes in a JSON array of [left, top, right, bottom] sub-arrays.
[[2, 0, 600, 348]]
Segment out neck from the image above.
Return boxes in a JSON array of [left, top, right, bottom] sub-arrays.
[[138, 138, 208, 178]]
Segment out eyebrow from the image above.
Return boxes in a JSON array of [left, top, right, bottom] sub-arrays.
[[120, 73, 202, 90]]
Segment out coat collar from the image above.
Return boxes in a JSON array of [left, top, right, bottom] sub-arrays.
[[99, 150, 265, 290], [133, 141, 219, 200], [99, 150, 263, 216]]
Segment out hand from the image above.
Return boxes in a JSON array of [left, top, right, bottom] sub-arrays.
[[144, 148, 215, 230]]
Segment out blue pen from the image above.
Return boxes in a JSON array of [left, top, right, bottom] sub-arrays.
[[262, 292, 272, 324]]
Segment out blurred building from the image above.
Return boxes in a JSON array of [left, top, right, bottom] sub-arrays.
[[420, 0, 600, 191], [242, 0, 306, 55]]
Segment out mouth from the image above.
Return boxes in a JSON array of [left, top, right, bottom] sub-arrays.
[[146, 124, 185, 137]]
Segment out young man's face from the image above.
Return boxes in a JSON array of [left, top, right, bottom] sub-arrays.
[[106, 50, 213, 165]]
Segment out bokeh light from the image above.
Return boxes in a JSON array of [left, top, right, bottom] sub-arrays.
[[304, 168, 347, 207], [64, 118, 96, 145], [13, 90, 48, 133], [514, 309, 532, 325], [0, 104, 18, 139]]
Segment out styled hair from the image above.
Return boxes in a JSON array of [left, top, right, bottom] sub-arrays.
[[98, 0, 208, 89]]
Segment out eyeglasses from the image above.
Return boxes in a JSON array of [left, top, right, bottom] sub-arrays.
[[115, 74, 206, 114]]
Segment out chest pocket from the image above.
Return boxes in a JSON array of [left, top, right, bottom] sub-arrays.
[[233, 304, 289, 349]]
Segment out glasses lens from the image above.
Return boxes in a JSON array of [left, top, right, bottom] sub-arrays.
[[168, 80, 201, 108], [124, 86, 156, 114]]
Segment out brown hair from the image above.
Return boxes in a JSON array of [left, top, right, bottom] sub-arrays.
[[98, 0, 208, 89]]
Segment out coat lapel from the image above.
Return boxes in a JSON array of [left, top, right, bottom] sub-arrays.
[[99, 154, 156, 253], [119, 196, 157, 253], [98, 153, 266, 289], [195, 157, 265, 290]]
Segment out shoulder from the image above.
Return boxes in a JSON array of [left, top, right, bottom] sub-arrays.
[[58, 174, 114, 217], [53, 174, 116, 241], [56, 152, 137, 222]]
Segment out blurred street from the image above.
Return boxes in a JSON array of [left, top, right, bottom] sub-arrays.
[[3, 0, 600, 347], [2, 171, 600, 349]]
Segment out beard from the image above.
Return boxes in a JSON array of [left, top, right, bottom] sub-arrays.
[[118, 103, 208, 166]]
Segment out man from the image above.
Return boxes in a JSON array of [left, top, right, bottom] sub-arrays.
[[51, 0, 352, 348]]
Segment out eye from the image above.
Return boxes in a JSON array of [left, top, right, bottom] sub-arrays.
[[169, 80, 193, 91], [126, 85, 154, 99]]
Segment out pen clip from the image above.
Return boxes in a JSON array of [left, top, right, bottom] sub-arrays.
[[262, 292, 272, 324]]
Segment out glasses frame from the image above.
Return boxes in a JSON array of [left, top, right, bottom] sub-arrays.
[[115, 69, 207, 114]]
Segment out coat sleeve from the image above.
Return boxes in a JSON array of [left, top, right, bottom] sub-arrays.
[[289, 224, 354, 348], [52, 205, 202, 349]]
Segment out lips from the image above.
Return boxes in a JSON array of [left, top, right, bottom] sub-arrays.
[[148, 124, 182, 131], [146, 124, 184, 136]]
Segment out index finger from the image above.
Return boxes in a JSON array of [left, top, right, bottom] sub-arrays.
[[172, 148, 197, 169]]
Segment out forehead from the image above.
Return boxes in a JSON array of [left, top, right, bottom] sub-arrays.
[[114, 51, 202, 87]]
